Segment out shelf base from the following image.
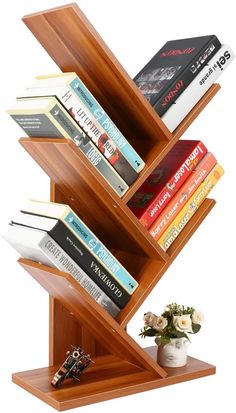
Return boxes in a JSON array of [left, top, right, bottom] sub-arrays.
[[12, 347, 215, 411]]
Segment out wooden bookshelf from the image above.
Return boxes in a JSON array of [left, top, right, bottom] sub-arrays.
[[10, 3, 221, 410]]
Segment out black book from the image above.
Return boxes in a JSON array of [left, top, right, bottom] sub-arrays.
[[12, 212, 131, 309], [134, 35, 221, 116]]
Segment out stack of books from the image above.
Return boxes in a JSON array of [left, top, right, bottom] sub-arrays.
[[134, 35, 234, 131], [3, 200, 138, 318], [7, 73, 146, 198], [128, 140, 224, 251]]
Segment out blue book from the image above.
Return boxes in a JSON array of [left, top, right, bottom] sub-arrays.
[[70, 77, 145, 172], [25, 73, 145, 173], [23, 199, 139, 294]]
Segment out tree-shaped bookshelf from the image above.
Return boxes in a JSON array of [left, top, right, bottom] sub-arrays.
[[12, 3, 219, 410]]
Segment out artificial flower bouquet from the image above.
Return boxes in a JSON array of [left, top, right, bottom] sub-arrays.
[[140, 302, 204, 344]]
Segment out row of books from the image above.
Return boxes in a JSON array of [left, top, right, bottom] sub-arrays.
[[134, 35, 234, 131], [7, 73, 146, 198], [128, 140, 224, 251], [3, 200, 138, 318], [7, 36, 234, 204]]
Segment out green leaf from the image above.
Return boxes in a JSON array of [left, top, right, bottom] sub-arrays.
[[139, 327, 157, 337], [159, 336, 170, 345], [191, 323, 201, 334], [168, 328, 190, 341]]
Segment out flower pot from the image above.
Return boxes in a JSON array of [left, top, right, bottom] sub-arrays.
[[155, 337, 188, 368]]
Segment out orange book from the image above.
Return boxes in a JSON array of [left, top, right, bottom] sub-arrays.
[[149, 152, 216, 241]]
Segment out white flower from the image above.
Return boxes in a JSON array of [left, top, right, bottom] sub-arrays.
[[152, 316, 168, 331], [192, 311, 204, 324], [164, 306, 170, 312], [143, 312, 156, 326], [173, 314, 193, 333]]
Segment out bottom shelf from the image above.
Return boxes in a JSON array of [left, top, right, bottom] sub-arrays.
[[12, 346, 215, 411]]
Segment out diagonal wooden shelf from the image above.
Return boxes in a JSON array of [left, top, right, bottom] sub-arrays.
[[22, 3, 171, 145], [118, 198, 216, 326], [18, 257, 166, 377], [8, 2, 222, 410], [12, 351, 215, 411], [19, 137, 168, 261]]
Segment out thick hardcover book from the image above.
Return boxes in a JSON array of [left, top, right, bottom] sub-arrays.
[[158, 163, 224, 251], [25, 72, 145, 173], [12, 213, 130, 309], [7, 97, 129, 197], [149, 152, 217, 240], [128, 140, 208, 229], [3, 225, 120, 317], [22, 199, 139, 294], [162, 45, 235, 131], [134, 35, 221, 116], [20, 83, 138, 186]]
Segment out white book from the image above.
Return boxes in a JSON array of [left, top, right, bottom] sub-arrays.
[[162, 45, 235, 132], [3, 224, 120, 317]]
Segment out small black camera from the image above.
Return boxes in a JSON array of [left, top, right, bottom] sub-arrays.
[[51, 345, 94, 388]]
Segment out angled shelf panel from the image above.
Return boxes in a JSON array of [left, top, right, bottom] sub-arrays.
[[117, 198, 216, 326], [122, 81, 220, 203], [18, 257, 167, 377], [8, 3, 222, 409], [173, 84, 221, 140], [12, 351, 215, 411], [19, 137, 168, 261], [22, 3, 171, 145]]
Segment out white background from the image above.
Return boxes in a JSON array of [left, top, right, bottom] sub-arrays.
[[0, 0, 235, 412]]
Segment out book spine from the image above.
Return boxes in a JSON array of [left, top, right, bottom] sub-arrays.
[[149, 152, 217, 240], [62, 210, 138, 294], [24, 86, 138, 185], [155, 36, 222, 116], [138, 141, 208, 229], [69, 77, 145, 173], [49, 103, 129, 197], [162, 45, 235, 132], [39, 234, 120, 317], [158, 163, 224, 251], [49, 221, 130, 308]]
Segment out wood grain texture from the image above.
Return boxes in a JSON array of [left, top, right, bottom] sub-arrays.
[[11, 4, 221, 409], [173, 84, 221, 140], [49, 182, 108, 364], [18, 258, 167, 378], [12, 350, 215, 411], [19, 137, 168, 261], [22, 3, 171, 145], [117, 198, 216, 326]]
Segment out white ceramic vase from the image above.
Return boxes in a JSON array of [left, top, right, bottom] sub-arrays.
[[155, 337, 189, 367]]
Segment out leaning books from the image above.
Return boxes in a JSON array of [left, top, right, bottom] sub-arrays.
[[22, 72, 145, 173], [10, 211, 131, 309], [3, 224, 120, 317], [134, 35, 221, 116], [7, 97, 129, 197], [128, 140, 208, 229], [149, 152, 217, 240], [21, 199, 138, 295], [158, 163, 224, 251], [161, 45, 234, 131]]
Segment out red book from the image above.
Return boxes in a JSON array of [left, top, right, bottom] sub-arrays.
[[128, 140, 208, 229], [149, 152, 217, 240]]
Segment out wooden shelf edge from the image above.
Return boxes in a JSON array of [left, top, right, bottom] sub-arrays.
[[119, 198, 216, 327], [167, 198, 216, 258], [19, 137, 169, 261], [172, 84, 221, 140], [22, 3, 171, 143], [12, 350, 215, 411], [17, 257, 167, 378]]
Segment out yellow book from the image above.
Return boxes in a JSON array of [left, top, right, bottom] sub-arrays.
[[158, 163, 224, 251]]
